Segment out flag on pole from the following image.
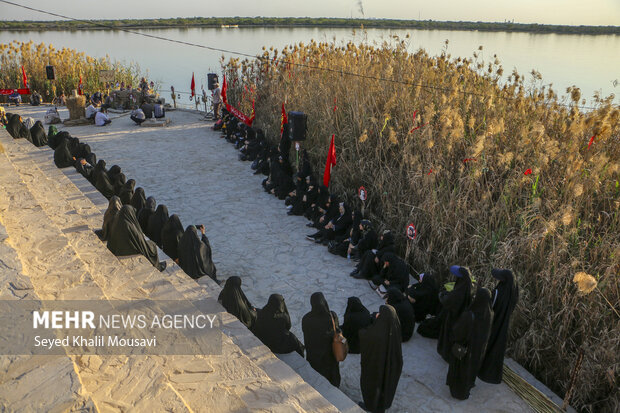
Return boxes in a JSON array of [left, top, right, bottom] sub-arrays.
[[221, 75, 227, 104], [21, 66, 28, 88], [280, 103, 288, 135], [323, 134, 337, 187], [190, 73, 196, 98], [78, 74, 83, 95]]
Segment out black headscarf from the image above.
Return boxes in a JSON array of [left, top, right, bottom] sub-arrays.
[[6, 114, 31, 140], [217, 276, 256, 329], [386, 288, 415, 342], [29, 120, 47, 147], [113, 173, 126, 196], [137, 196, 156, 234], [253, 294, 304, 356], [160, 214, 183, 261], [437, 266, 472, 361], [147, 204, 169, 246], [89, 159, 107, 186], [478, 269, 519, 384], [408, 272, 440, 322], [359, 305, 403, 412], [107, 165, 122, 182], [106, 205, 159, 267], [341, 296, 372, 354], [380, 252, 410, 292], [53, 137, 75, 168], [301, 292, 340, 387], [130, 187, 147, 212], [48, 130, 70, 150], [119, 179, 135, 205], [469, 287, 493, 388], [177, 225, 216, 280], [100, 196, 122, 241], [377, 230, 396, 260], [94, 167, 115, 199]]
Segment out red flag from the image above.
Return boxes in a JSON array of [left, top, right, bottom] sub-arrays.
[[587, 135, 595, 149], [221, 75, 227, 104], [280, 103, 288, 135], [21, 66, 28, 88], [323, 134, 337, 187], [524, 168, 532, 175], [78, 74, 83, 95], [190, 73, 196, 98]]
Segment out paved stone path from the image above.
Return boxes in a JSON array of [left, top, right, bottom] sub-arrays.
[[8, 106, 532, 412]]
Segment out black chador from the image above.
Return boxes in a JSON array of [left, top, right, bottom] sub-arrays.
[[407, 272, 441, 322], [98, 196, 122, 241], [386, 288, 415, 342], [353, 230, 395, 280], [137, 196, 156, 234], [217, 276, 256, 329], [6, 114, 31, 140], [29, 120, 47, 147], [94, 166, 115, 199], [301, 292, 341, 387], [359, 305, 403, 413], [160, 214, 183, 261], [89, 159, 107, 186], [106, 205, 160, 268], [340, 297, 372, 354], [147, 204, 169, 246], [478, 269, 519, 384], [374, 252, 410, 292], [252, 294, 304, 356], [130, 187, 147, 212], [437, 266, 472, 362], [177, 225, 217, 280], [53, 137, 74, 168], [118, 179, 135, 205]]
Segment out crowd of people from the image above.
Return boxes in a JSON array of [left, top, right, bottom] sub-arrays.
[[1, 105, 520, 412], [1, 111, 218, 283], [213, 109, 520, 410]]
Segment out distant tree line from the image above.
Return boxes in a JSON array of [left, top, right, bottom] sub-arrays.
[[1, 17, 619, 35]]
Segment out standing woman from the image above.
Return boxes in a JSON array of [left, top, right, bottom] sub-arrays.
[[478, 268, 519, 384], [340, 297, 372, 354], [359, 305, 403, 413], [437, 266, 472, 361], [301, 292, 341, 387]]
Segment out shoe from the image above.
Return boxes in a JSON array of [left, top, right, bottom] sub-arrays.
[[158, 261, 167, 272], [368, 280, 378, 290], [349, 270, 359, 277], [306, 235, 316, 241], [314, 237, 323, 244], [352, 273, 365, 279]]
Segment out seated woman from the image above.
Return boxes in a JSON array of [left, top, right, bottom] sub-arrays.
[[386, 288, 415, 342], [177, 225, 217, 281], [285, 173, 307, 214], [253, 294, 304, 356], [307, 193, 339, 233], [96, 196, 122, 241], [6, 114, 31, 140], [29, 90, 42, 106], [106, 164, 122, 183], [137, 196, 156, 234], [112, 173, 126, 197], [288, 175, 317, 216], [407, 272, 440, 322], [302, 292, 341, 387], [130, 187, 147, 212], [350, 219, 378, 260], [218, 276, 257, 329], [88, 159, 107, 186], [307, 201, 353, 245], [29, 120, 48, 147], [106, 205, 165, 271], [372, 252, 410, 293], [53, 137, 75, 168], [119, 179, 135, 205], [147, 204, 169, 246], [160, 214, 183, 262], [351, 230, 395, 279], [340, 297, 372, 354], [75, 158, 94, 181]]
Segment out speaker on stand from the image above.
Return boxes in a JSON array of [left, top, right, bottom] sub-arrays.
[[288, 111, 308, 170]]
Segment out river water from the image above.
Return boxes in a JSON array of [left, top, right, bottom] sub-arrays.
[[1, 27, 618, 107]]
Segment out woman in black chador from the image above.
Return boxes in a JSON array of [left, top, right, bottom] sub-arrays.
[[160, 214, 183, 261], [89, 159, 107, 186], [94, 165, 115, 199], [106, 205, 164, 270], [446, 287, 492, 400], [218, 276, 256, 329], [341, 297, 372, 354], [29, 120, 47, 147], [478, 268, 519, 384], [252, 294, 304, 356], [437, 266, 472, 362], [359, 305, 403, 413], [385, 288, 415, 342], [6, 114, 31, 140], [119, 179, 135, 205], [407, 272, 441, 322], [97, 196, 122, 241], [177, 225, 217, 280], [137, 196, 156, 234], [53, 137, 74, 168], [301, 292, 341, 387], [130, 187, 147, 212], [373, 252, 410, 293], [351, 230, 395, 279], [147, 204, 169, 246]]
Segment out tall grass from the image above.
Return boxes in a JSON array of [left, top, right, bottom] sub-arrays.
[[0, 41, 140, 99], [222, 36, 619, 412]]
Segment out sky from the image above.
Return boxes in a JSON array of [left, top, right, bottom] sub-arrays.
[[1, 0, 619, 26]]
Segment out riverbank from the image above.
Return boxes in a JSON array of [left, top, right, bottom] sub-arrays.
[[2, 17, 619, 35]]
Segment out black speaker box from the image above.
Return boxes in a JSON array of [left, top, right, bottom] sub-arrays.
[[45, 65, 55, 80], [207, 73, 218, 90], [288, 111, 307, 141]]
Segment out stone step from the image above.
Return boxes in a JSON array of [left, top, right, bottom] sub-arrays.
[[0, 134, 345, 412]]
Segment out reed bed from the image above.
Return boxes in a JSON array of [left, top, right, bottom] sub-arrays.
[[0, 41, 139, 99], [222, 36, 619, 412]]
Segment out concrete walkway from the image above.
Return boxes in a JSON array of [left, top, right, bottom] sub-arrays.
[[5, 106, 533, 412]]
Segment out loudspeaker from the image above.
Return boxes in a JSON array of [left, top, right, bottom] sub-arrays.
[[288, 111, 308, 141], [46, 65, 55, 80], [207, 73, 218, 90]]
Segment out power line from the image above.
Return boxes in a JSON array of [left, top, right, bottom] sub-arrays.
[[0, 0, 602, 111]]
